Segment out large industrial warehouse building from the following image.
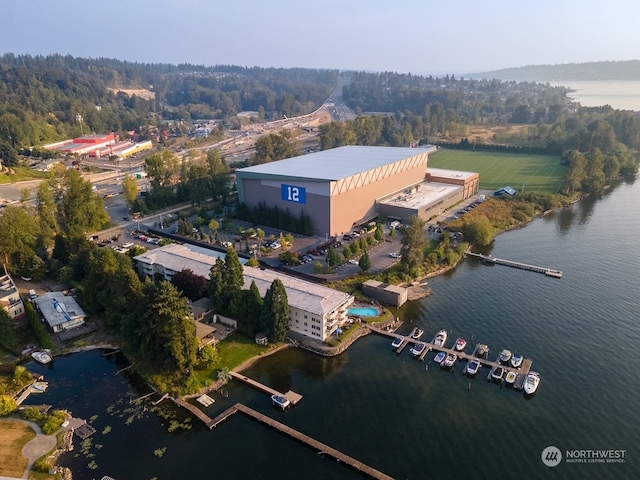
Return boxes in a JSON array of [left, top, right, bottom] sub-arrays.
[[235, 145, 478, 237]]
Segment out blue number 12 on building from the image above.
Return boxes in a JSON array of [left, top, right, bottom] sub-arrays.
[[281, 184, 306, 204]]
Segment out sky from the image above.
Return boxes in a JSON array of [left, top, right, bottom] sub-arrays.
[[2, 0, 639, 75]]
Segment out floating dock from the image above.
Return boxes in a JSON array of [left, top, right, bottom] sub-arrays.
[[210, 403, 395, 480], [466, 251, 562, 278]]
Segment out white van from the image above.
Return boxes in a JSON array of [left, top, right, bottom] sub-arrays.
[[29, 289, 37, 300]]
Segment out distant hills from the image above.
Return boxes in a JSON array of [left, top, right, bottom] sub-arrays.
[[467, 60, 640, 82]]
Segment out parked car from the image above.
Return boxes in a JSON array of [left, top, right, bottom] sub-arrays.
[[390, 252, 401, 258], [349, 259, 359, 265]]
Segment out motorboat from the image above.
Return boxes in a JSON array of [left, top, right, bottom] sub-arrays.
[[433, 351, 446, 364], [466, 359, 481, 376], [31, 350, 52, 365], [476, 344, 489, 358], [433, 330, 447, 348], [510, 353, 523, 368], [505, 371, 517, 385], [410, 342, 427, 356], [410, 327, 424, 340], [524, 372, 541, 395], [499, 349, 512, 364], [454, 338, 467, 351], [391, 336, 403, 349], [491, 366, 505, 381], [271, 394, 291, 410], [442, 353, 457, 368]]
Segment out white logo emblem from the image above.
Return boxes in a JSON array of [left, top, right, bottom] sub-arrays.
[[541, 446, 562, 467]]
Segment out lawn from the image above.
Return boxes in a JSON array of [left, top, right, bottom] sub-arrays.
[[429, 149, 567, 194], [0, 419, 34, 477], [0, 167, 49, 184]]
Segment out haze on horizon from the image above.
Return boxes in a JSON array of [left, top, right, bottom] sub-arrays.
[[2, 0, 639, 76]]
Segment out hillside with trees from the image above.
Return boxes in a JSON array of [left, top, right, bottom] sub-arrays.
[[467, 60, 640, 82], [0, 54, 338, 164]]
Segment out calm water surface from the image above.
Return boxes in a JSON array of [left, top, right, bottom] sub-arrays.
[[26, 179, 640, 479], [550, 80, 640, 111]]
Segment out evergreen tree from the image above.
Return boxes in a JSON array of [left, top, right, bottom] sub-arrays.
[[400, 215, 427, 276], [208, 258, 225, 311], [359, 251, 372, 272], [137, 281, 197, 373], [259, 279, 289, 342]]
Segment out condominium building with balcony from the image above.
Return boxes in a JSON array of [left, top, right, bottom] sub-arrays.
[[133, 243, 354, 341]]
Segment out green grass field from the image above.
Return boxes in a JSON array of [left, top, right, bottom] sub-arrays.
[[429, 149, 567, 194]]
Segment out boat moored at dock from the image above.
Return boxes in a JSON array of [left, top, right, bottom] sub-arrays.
[[523, 372, 540, 395], [442, 353, 457, 368], [31, 349, 52, 365], [466, 359, 480, 376], [433, 330, 447, 348], [391, 336, 403, 349], [410, 342, 426, 356], [491, 366, 505, 382], [410, 327, 424, 340], [454, 338, 467, 351], [505, 371, 517, 386], [499, 349, 512, 364], [271, 394, 291, 410], [433, 351, 446, 364], [510, 353, 523, 368]]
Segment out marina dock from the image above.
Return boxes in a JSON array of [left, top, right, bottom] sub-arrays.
[[466, 251, 562, 278], [210, 403, 395, 480], [371, 325, 533, 379]]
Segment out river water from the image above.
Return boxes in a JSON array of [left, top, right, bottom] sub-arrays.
[[24, 179, 640, 479]]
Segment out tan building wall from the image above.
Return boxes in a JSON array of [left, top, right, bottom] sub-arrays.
[[329, 163, 427, 236], [426, 172, 479, 199]]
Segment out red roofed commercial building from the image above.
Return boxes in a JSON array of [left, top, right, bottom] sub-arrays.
[[44, 134, 117, 156]]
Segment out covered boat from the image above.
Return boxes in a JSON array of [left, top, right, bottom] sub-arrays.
[[31, 349, 52, 365]]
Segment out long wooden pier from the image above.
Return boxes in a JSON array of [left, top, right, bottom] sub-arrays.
[[466, 251, 562, 278], [210, 403, 395, 480], [229, 371, 303, 405], [372, 325, 532, 378]]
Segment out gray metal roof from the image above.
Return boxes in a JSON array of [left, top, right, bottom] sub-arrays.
[[236, 145, 437, 181]]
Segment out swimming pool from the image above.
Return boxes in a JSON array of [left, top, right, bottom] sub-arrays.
[[348, 307, 380, 317]]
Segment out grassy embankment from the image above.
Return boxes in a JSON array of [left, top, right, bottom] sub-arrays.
[[0, 166, 49, 184]]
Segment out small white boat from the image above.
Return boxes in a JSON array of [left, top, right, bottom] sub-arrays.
[[499, 349, 512, 364], [31, 350, 52, 365], [271, 394, 291, 410], [442, 353, 457, 368], [391, 336, 403, 349], [410, 342, 426, 356], [466, 359, 480, 376], [434, 351, 446, 364], [454, 338, 467, 351], [410, 327, 424, 340], [510, 353, 523, 368], [505, 371, 517, 385], [491, 366, 505, 381], [433, 329, 447, 347], [524, 372, 540, 395]]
